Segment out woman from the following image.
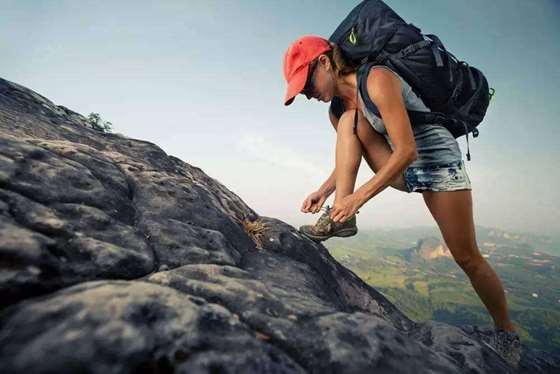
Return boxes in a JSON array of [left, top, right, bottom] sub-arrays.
[[282, 35, 521, 367]]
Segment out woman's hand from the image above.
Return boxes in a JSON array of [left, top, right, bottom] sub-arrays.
[[330, 193, 364, 223], [301, 191, 327, 214]]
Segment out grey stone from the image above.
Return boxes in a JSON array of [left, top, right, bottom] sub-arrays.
[[1, 76, 558, 373]]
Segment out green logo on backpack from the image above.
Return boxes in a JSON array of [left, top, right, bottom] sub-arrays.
[[348, 27, 357, 45], [488, 87, 496, 102]]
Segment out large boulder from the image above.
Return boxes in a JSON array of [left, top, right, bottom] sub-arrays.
[[1, 77, 558, 373]]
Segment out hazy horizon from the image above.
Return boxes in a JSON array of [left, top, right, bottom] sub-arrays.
[[2, 0, 559, 237]]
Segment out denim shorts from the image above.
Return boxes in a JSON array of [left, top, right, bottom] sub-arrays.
[[403, 160, 472, 193]]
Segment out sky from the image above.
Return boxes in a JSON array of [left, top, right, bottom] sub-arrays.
[[1, 0, 559, 237]]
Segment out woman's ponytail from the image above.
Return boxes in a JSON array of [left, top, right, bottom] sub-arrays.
[[325, 42, 356, 77]]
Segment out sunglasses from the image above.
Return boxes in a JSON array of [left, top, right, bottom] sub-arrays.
[[301, 60, 319, 97]]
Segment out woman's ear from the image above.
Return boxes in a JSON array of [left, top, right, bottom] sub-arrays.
[[319, 54, 330, 71]]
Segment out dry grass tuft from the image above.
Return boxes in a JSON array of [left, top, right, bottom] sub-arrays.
[[234, 216, 268, 250]]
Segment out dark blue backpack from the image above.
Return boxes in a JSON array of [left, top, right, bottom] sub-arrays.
[[328, 0, 495, 161]]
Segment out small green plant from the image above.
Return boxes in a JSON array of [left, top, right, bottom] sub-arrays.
[[86, 112, 113, 133]]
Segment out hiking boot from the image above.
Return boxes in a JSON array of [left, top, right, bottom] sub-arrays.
[[494, 328, 522, 370], [299, 205, 358, 242], [460, 325, 521, 369]]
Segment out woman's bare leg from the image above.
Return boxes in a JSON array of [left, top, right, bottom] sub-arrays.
[[422, 190, 516, 332], [334, 110, 515, 330], [353, 111, 408, 192], [333, 110, 407, 207], [334, 111, 363, 205]]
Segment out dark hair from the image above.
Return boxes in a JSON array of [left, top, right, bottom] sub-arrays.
[[323, 42, 356, 77]]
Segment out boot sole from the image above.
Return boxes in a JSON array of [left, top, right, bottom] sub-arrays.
[[300, 227, 358, 241]]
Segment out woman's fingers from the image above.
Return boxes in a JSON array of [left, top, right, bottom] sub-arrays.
[[330, 208, 343, 222], [302, 194, 326, 214], [302, 198, 317, 213]]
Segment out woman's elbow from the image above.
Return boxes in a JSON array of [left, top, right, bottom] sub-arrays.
[[409, 149, 418, 162], [398, 147, 417, 164]]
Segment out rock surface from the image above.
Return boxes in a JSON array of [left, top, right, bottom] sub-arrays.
[[0, 77, 558, 373]]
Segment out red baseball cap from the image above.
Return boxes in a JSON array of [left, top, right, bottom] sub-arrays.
[[283, 35, 332, 106]]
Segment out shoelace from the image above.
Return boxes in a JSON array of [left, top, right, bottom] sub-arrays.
[[317, 205, 332, 224], [319, 204, 360, 216]]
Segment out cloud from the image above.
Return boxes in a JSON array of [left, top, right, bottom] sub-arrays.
[[236, 133, 329, 177]]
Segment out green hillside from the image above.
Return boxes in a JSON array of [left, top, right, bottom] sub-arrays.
[[324, 226, 560, 352]]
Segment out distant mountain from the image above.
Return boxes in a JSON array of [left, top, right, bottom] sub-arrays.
[[403, 237, 453, 261], [477, 226, 559, 256], [336, 225, 560, 257]]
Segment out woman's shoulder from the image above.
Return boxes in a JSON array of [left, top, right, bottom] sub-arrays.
[[363, 64, 428, 111], [368, 65, 402, 80], [365, 65, 405, 95]]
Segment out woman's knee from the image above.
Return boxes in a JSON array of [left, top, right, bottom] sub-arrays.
[[338, 110, 369, 138], [453, 250, 485, 274]]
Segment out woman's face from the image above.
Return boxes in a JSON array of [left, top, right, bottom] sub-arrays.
[[301, 55, 335, 103]]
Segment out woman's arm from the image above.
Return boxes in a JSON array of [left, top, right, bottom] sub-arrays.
[[354, 68, 418, 203], [317, 109, 340, 198], [317, 168, 336, 197]]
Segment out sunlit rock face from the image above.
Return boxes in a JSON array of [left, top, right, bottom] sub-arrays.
[[414, 237, 453, 260], [1, 77, 558, 373]]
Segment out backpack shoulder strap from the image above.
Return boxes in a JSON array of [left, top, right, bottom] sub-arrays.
[[357, 62, 455, 129], [357, 62, 380, 118]]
